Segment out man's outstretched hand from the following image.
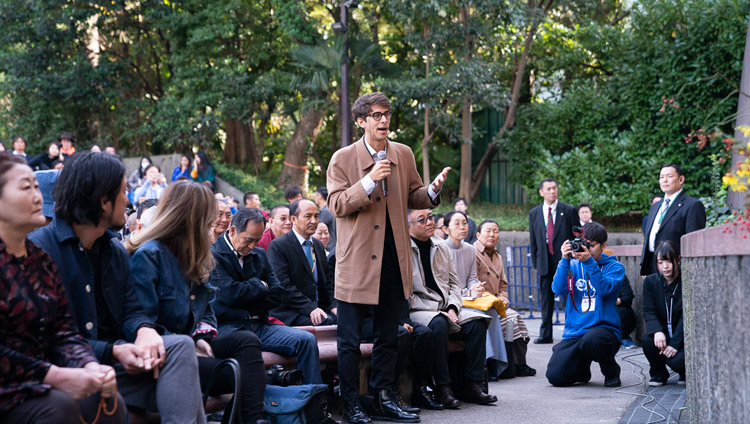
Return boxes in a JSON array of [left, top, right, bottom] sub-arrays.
[[431, 167, 451, 193]]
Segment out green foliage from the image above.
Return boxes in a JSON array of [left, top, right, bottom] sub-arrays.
[[214, 162, 285, 206], [433, 201, 533, 231]]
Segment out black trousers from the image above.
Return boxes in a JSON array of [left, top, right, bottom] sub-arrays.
[[618, 305, 636, 339], [425, 315, 487, 385], [545, 327, 620, 387], [641, 334, 685, 379], [539, 270, 555, 340], [409, 323, 436, 385], [199, 330, 265, 424], [0, 390, 126, 424]]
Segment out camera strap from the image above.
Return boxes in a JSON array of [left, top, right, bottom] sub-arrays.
[[567, 267, 593, 314]]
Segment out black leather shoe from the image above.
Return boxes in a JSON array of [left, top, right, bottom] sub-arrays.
[[516, 364, 537, 377], [372, 390, 420, 423], [343, 401, 373, 424], [394, 391, 421, 414], [412, 385, 444, 410], [603, 363, 621, 387], [435, 385, 461, 409], [464, 381, 498, 405], [533, 337, 553, 344]]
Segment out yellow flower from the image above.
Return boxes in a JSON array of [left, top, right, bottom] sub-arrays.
[[723, 174, 739, 186]]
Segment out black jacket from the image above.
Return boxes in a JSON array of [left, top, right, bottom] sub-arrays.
[[267, 231, 335, 325], [640, 191, 705, 275], [642, 273, 684, 350], [618, 275, 635, 308], [209, 234, 284, 334], [528, 202, 577, 276]]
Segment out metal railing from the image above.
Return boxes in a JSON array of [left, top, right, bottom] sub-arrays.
[[504, 245, 563, 324]]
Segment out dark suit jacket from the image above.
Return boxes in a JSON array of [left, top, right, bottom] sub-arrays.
[[642, 273, 683, 350], [640, 191, 706, 275], [528, 202, 577, 276], [267, 231, 335, 325], [209, 234, 284, 334]]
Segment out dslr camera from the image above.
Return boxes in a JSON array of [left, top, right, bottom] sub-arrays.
[[265, 364, 303, 387], [569, 226, 591, 253]]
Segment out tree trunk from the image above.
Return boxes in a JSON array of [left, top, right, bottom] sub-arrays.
[[421, 21, 432, 183], [459, 5, 473, 200], [469, 0, 542, 200], [278, 107, 324, 189], [729, 14, 750, 209]]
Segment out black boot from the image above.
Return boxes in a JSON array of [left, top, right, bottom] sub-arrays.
[[464, 380, 498, 405], [411, 385, 444, 410], [371, 390, 420, 423], [342, 400, 373, 424]]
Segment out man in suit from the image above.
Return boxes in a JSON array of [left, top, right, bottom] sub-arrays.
[[640, 163, 706, 276], [268, 199, 337, 326], [314, 186, 337, 250], [327, 92, 450, 424], [209, 207, 323, 384], [528, 178, 577, 344]]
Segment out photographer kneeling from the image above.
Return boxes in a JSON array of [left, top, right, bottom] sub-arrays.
[[545, 222, 625, 387]]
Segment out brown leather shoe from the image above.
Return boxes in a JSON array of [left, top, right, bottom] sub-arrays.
[[465, 380, 498, 405], [435, 385, 461, 409]]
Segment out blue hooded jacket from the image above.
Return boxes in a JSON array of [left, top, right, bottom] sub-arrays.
[[552, 253, 624, 339]]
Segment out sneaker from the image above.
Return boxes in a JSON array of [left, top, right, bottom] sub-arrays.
[[603, 363, 621, 387], [621, 339, 637, 349], [677, 374, 686, 385], [648, 377, 668, 387]]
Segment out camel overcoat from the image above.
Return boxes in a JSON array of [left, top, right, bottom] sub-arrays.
[[326, 137, 438, 304]]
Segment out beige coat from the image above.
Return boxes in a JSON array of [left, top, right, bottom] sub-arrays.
[[473, 241, 509, 304], [410, 237, 489, 333], [327, 137, 438, 304]]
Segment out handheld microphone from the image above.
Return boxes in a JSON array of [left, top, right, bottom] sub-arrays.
[[377, 150, 388, 197]]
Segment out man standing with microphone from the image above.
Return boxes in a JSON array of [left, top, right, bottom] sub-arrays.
[[327, 92, 450, 424]]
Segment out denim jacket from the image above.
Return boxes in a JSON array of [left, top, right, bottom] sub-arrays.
[[129, 240, 217, 336], [29, 218, 156, 364]]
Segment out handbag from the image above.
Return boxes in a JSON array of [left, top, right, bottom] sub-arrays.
[[263, 383, 330, 424], [462, 293, 507, 317]]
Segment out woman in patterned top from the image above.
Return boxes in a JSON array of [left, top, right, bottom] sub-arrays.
[[0, 152, 126, 424]]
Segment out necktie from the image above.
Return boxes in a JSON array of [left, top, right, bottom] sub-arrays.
[[659, 198, 671, 223], [303, 240, 318, 303], [547, 207, 554, 255]]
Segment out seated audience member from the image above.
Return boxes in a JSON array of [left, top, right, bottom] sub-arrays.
[[53, 160, 64, 170], [314, 186, 336, 250], [172, 154, 192, 181], [312, 222, 332, 256], [127, 155, 152, 193], [212, 198, 232, 242], [126, 212, 138, 237], [210, 208, 323, 384], [434, 214, 447, 240], [642, 241, 685, 386], [268, 199, 337, 326], [127, 181, 266, 423], [105, 146, 117, 155], [578, 203, 593, 226], [132, 164, 167, 205], [617, 276, 637, 348], [0, 140, 5, 151], [91, 145, 102, 153], [191, 151, 215, 186], [545, 222, 624, 388], [442, 211, 509, 380], [257, 205, 291, 251], [284, 184, 303, 204], [11, 136, 28, 163], [0, 152, 126, 424], [453, 198, 477, 244], [407, 209, 497, 407], [30, 152, 207, 423], [35, 169, 60, 225], [28, 141, 61, 171], [58, 132, 77, 159], [473, 219, 536, 378], [129, 199, 159, 238], [244, 192, 269, 218]]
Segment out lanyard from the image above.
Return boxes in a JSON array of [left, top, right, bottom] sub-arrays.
[[665, 282, 679, 338], [567, 262, 592, 314]]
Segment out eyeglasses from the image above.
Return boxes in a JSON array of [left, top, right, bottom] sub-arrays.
[[409, 214, 435, 226], [364, 111, 393, 121]]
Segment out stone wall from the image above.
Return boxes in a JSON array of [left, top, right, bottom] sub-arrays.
[[681, 225, 750, 423]]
